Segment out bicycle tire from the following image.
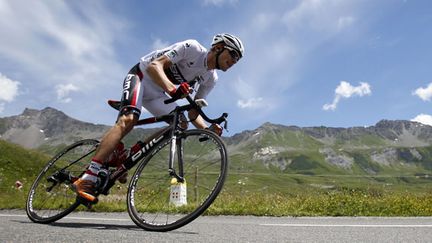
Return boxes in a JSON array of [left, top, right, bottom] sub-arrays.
[[26, 139, 99, 223], [127, 129, 228, 231]]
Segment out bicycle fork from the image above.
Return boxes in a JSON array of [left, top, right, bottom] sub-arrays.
[[168, 134, 185, 183], [168, 112, 185, 183]]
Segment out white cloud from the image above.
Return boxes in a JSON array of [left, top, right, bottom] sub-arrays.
[[232, 78, 269, 110], [56, 83, 79, 103], [282, 0, 356, 34], [237, 97, 264, 109], [203, 0, 238, 7], [0, 73, 20, 113], [151, 38, 170, 50], [233, 78, 254, 97], [337, 16, 355, 30], [413, 83, 432, 101], [230, 0, 363, 114], [251, 13, 278, 31], [323, 81, 371, 111], [0, 73, 20, 102], [0, 1, 126, 91], [335, 81, 371, 98], [411, 114, 432, 126]]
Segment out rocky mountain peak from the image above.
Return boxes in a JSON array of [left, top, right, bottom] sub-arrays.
[[1, 108, 432, 174], [9, 107, 72, 132], [22, 108, 41, 116], [376, 119, 414, 130], [227, 120, 432, 149], [2, 107, 432, 151], [0, 107, 109, 148]]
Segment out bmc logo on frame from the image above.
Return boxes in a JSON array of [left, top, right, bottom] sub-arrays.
[[123, 74, 135, 99], [131, 135, 164, 162]]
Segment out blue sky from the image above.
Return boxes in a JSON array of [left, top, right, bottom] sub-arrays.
[[1, 0, 432, 135]]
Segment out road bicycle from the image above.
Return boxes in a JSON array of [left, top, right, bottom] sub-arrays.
[[26, 94, 229, 232]]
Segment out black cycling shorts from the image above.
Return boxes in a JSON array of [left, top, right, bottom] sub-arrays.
[[119, 63, 144, 118]]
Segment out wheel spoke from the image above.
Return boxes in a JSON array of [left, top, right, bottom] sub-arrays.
[[26, 139, 99, 223], [128, 130, 227, 231]]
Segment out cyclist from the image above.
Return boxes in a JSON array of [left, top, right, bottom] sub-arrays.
[[72, 33, 244, 202]]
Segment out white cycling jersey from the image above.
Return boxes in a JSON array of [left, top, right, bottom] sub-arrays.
[[137, 39, 218, 116]]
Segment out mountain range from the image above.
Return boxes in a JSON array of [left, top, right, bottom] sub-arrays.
[[1, 107, 432, 175]]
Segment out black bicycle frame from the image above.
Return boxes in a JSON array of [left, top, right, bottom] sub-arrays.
[[98, 94, 227, 195], [100, 108, 186, 194]]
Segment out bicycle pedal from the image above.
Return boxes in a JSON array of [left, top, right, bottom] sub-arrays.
[[77, 196, 99, 207], [84, 200, 98, 209], [96, 188, 110, 196], [84, 202, 93, 210]]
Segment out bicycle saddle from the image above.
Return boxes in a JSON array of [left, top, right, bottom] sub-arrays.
[[108, 100, 121, 111]]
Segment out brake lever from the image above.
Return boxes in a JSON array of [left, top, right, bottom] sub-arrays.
[[222, 119, 229, 132]]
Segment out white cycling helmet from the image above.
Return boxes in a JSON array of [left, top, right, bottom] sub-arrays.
[[211, 33, 244, 59]]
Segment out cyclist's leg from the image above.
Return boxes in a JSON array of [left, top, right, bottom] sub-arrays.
[[142, 96, 176, 116], [73, 64, 144, 202], [142, 96, 188, 129]]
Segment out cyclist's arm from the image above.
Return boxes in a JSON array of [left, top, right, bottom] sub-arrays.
[[188, 109, 223, 135], [189, 72, 217, 130], [188, 109, 207, 129], [146, 55, 176, 93]]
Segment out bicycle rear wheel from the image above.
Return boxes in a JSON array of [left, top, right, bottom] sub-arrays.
[[26, 139, 99, 223], [127, 129, 228, 231]]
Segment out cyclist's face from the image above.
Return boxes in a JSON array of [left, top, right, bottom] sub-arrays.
[[218, 49, 238, 72]]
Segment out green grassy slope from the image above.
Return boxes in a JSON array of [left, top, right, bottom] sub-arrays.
[[0, 140, 50, 208], [2, 137, 432, 215]]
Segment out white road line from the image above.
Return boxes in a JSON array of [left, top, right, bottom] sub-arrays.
[[2, 214, 431, 228], [261, 224, 432, 228], [0, 214, 130, 222], [65, 216, 130, 221], [0, 214, 28, 218]]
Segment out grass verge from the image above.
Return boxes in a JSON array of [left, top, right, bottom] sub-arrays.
[[3, 185, 432, 217]]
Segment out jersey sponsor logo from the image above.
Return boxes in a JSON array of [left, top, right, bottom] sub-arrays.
[[150, 52, 165, 62], [166, 64, 187, 84], [166, 50, 178, 59]]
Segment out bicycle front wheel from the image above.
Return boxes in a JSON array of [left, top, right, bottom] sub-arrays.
[[127, 129, 228, 231], [26, 139, 99, 223]]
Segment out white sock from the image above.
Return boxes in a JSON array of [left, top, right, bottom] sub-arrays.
[[81, 159, 102, 182]]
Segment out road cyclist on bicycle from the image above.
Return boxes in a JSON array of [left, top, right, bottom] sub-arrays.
[[72, 33, 245, 203]]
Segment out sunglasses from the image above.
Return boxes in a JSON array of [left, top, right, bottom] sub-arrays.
[[224, 47, 240, 62]]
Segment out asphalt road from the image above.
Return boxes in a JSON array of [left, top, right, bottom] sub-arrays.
[[1, 210, 432, 242]]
